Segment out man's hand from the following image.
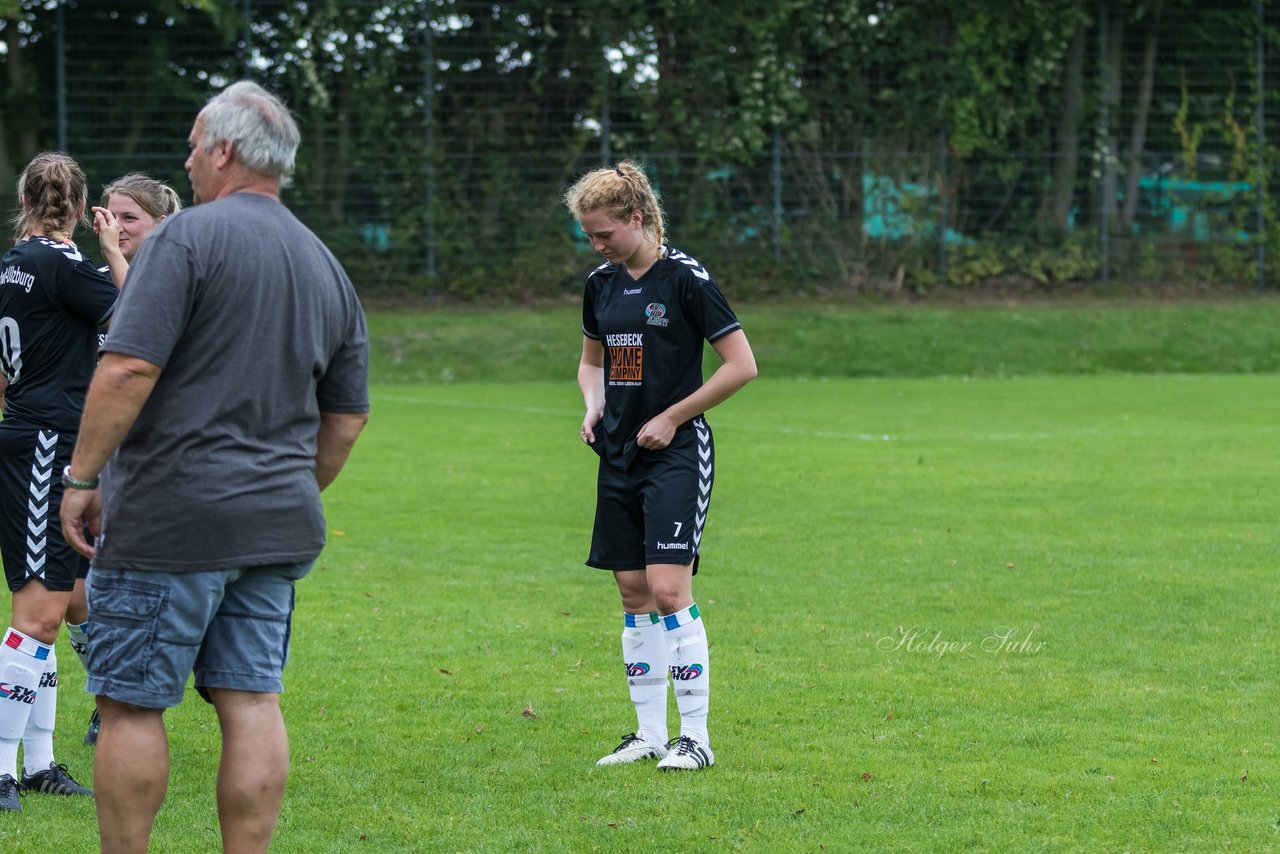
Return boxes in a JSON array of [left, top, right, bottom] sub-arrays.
[[61, 487, 102, 558]]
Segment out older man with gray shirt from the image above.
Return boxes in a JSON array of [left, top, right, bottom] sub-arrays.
[[60, 81, 369, 854]]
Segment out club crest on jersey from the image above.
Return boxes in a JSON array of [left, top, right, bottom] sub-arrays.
[[645, 303, 670, 327]]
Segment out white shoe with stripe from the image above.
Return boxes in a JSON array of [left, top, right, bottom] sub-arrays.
[[596, 733, 669, 766], [657, 735, 714, 771]]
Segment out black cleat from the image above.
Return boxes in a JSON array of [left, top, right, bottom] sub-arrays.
[[0, 774, 20, 810], [20, 762, 93, 797]]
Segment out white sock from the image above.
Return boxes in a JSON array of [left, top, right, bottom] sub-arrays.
[[0, 628, 48, 779], [662, 604, 710, 745], [22, 646, 57, 775], [620, 612, 668, 745], [67, 621, 90, 672]]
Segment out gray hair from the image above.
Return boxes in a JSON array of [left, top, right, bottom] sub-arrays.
[[200, 81, 300, 179]]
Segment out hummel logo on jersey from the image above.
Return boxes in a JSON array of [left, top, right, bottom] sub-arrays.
[[625, 662, 651, 677], [624, 287, 642, 295], [670, 664, 704, 681], [645, 303, 670, 328], [667, 248, 710, 281], [35, 237, 83, 263], [657, 540, 689, 550]]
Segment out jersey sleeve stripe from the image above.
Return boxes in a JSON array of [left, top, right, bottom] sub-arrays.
[[706, 321, 742, 342], [95, 301, 119, 327]]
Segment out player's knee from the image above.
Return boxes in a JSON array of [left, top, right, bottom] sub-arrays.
[[651, 589, 688, 616], [12, 617, 61, 646], [614, 576, 653, 612]]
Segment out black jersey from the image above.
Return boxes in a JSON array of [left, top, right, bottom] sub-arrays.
[[0, 238, 118, 432], [582, 245, 741, 469]]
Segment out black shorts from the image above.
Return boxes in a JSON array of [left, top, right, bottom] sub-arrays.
[[0, 425, 88, 593], [587, 416, 714, 572]]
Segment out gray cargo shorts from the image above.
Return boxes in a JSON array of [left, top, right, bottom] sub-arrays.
[[85, 561, 314, 709]]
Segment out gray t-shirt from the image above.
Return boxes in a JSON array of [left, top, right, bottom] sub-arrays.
[[95, 192, 369, 572]]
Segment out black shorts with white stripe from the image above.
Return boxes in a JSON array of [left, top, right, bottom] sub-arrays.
[[586, 416, 714, 573], [0, 424, 88, 593]]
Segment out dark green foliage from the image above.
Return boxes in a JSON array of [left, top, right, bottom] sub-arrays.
[[3, 1, 1277, 295]]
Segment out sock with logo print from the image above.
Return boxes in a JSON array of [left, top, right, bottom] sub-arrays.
[[0, 627, 47, 781], [67, 620, 90, 672], [661, 603, 710, 745], [620, 612, 668, 745], [21, 646, 58, 775]]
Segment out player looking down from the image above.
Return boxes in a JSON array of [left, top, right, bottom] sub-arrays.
[[565, 160, 757, 771]]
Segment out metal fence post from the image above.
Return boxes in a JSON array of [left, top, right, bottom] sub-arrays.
[[600, 34, 611, 166], [56, 3, 66, 151], [771, 127, 782, 262], [424, 21, 437, 280], [1257, 1, 1266, 291], [1098, 2, 1110, 287], [938, 125, 948, 282]]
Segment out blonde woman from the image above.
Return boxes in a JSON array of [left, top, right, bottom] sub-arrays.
[[564, 161, 756, 771], [0, 152, 123, 809], [67, 172, 182, 747]]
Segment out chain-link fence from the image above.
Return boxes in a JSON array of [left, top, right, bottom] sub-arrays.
[[3, 1, 1276, 297]]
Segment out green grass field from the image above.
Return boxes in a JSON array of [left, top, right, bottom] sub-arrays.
[[4, 302, 1280, 851]]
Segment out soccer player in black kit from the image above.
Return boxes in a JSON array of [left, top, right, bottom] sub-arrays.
[[0, 152, 123, 809], [565, 161, 757, 771]]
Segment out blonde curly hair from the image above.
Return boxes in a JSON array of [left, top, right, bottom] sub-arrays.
[[563, 159, 666, 250]]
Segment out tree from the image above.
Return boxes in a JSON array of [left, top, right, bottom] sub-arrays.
[[1039, 17, 1088, 234], [1121, 0, 1164, 231]]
